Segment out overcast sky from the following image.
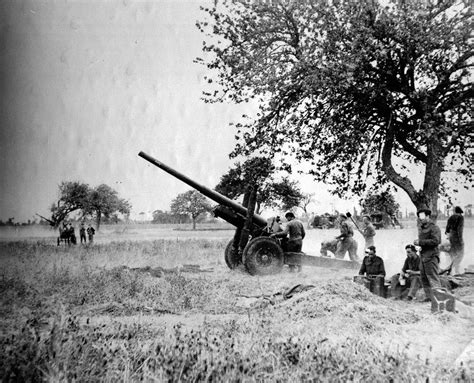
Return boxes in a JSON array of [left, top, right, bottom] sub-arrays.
[[0, 0, 471, 222]]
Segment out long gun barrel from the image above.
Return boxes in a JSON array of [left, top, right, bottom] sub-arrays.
[[138, 151, 267, 228]]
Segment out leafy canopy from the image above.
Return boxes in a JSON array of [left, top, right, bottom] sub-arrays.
[[50, 182, 130, 228], [197, 0, 473, 211], [170, 190, 212, 229], [214, 157, 304, 212], [360, 190, 400, 216]]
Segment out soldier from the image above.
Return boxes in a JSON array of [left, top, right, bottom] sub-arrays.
[[445, 206, 464, 275], [79, 223, 87, 244], [361, 215, 376, 248], [87, 225, 95, 243], [334, 214, 359, 261], [356, 245, 386, 297], [414, 207, 443, 303], [358, 245, 386, 278], [270, 212, 305, 271], [320, 238, 339, 257], [389, 244, 421, 300]]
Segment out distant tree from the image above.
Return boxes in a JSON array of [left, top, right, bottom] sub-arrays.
[[268, 177, 304, 211], [170, 190, 212, 229], [85, 184, 131, 229], [197, 0, 473, 217], [49, 181, 130, 229], [299, 193, 316, 216], [360, 191, 400, 217], [215, 158, 303, 213], [50, 182, 90, 226]]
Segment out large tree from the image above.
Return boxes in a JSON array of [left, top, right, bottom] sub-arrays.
[[170, 190, 212, 229], [49, 181, 130, 229], [85, 184, 131, 229], [197, 0, 473, 215], [215, 157, 304, 212]]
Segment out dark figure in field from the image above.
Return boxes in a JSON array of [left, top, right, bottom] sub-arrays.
[[87, 225, 95, 243], [389, 244, 421, 300], [361, 215, 376, 249], [58, 222, 76, 245], [79, 224, 87, 244], [358, 245, 385, 278], [445, 206, 464, 275], [414, 208, 442, 302], [270, 212, 305, 271], [335, 214, 358, 261]]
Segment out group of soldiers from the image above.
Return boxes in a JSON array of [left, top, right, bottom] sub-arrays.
[[269, 206, 465, 310], [61, 221, 96, 244], [355, 206, 464, 306]]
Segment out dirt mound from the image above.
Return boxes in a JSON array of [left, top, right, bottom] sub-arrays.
[[278, 279, 423, 327]]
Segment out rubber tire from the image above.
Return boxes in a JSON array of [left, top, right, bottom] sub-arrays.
[[224, 239, 241, 269], [243, 237, 284, 276]]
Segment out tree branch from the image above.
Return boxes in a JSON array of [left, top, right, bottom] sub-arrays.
[[395, 127, 427, 163], [381, 123, 418, 203]]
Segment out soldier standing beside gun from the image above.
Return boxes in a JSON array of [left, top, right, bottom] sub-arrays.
[[335, 214, 359, 261], [270, 212, 305, 272]]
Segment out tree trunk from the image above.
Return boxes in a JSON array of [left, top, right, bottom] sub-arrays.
[[192, 216, 196, 230], [382, 129, 443, 221], [96, 210, 101, 230], [419, 141, 443, 220]]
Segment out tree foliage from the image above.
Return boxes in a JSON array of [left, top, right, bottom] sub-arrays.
[[360, 191, 400, 217], [197, 0, 473, 214], [85, 184, 131, 229], [215, 157, 304, 212], [170, 190, 212, 229], [50, 182, 130, 229]]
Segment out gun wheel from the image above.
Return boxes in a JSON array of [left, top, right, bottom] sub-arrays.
[[243, 237, 284, 276], [224, 239, 241, 269]]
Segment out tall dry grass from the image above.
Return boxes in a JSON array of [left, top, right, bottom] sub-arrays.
[[0, 239, 470, 381]]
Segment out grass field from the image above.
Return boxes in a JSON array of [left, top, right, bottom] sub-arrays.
[[0, 223, 473, 381]]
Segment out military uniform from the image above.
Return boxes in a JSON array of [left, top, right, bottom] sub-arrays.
[[87, 226, 95, 243], [358, 255, 386, 277], [335, 220, 358, 261], [390, 254, 421, 299], [283, 219, 305, 252], [445, 213, 464, 274], [80, 226, 86, 244], [362, 223, 376, 248], [418, 220, 442, 300]]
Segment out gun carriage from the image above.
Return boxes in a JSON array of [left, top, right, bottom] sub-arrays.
[[139, 151, 359, 275]]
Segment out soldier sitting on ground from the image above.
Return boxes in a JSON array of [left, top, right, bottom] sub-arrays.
[[389, 244, 421, 300], [358, 245, 386, 279], [355, 246, 386, 297]]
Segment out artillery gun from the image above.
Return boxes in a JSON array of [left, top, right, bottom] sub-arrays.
[[139, 152, 360, 275]]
